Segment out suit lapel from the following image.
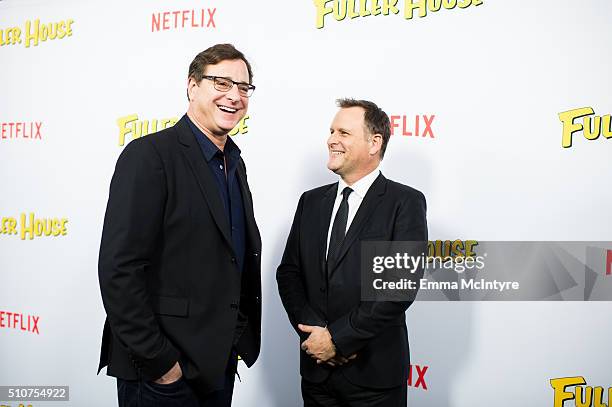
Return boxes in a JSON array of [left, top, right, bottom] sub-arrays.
[[328, 173, 387, 274], [319, 183, 337, 279], [176, 117, 233, 251], [236, 159, 260, 250]]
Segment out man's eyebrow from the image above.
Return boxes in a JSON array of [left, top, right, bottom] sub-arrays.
[[332, 127, 351, 133], [210, 75, 250, 84]]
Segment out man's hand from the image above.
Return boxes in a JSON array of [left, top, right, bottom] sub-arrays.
[[321, 354, 357, 367], [154, 361, 182, 384], [299, 324, 336, 362]]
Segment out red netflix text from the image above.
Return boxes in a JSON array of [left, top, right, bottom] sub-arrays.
[[1, 122, 42, 140], [0, 310, 40, 335], [390, 115, 435, 138], [408, 364, 428, 390], [152, 9, 217, 32]]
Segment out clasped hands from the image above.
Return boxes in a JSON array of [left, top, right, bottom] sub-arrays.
[[299, 324, 356, 367]]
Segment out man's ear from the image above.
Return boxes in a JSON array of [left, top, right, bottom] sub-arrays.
[[187, 77, 198, 101], [369, 133, 383, 156]]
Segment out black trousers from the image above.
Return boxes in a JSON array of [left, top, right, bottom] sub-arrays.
[[117, 354, 238, 407], [301, 370, 407, 407]]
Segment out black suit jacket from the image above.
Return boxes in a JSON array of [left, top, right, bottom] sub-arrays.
[[98, 116, 261, 395], [277, 173, 427, 388]]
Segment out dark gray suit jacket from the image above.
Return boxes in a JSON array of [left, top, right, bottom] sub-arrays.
[[277, 173, 427, 388], [98, 116, 261, 395]]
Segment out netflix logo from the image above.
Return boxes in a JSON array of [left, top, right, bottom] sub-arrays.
[[0, 310, 40, 335], [389, 115, 435, 139], [408, 364, 428, 390], [151, 8, 217, 32], [1, 121, 42, 141]]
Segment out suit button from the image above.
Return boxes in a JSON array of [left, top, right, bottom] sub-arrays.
[[320, 287, 326, 293], [231, 257, 236, 263], [230, 303, 238, 309]]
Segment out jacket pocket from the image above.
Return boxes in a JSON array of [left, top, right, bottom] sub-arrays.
[[152, 296, 189, 317]]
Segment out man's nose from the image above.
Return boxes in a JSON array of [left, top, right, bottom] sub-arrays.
[[327, 132, 337, 146], [226, 84, 241, 101]]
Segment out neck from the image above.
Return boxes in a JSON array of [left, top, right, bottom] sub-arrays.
[[340, 163, 379, 186], [186, 110, 227, 151]]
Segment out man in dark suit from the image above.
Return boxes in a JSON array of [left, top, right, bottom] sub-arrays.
[[98, 44, 261, 407], [277, 99, 427, 406]]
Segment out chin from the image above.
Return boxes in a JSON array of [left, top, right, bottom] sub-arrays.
[[327, 164, 340, 174], [216, 122, 238, 133], [328, 158, 344, 171], [215, 115, 241, 129]]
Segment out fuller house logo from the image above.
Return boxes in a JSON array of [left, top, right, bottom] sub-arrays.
[[390, 114, 435, 139], [0, 213, 68, 240], [428, 239, 478, 261], [551, 376, 611, 407], [0, 310, 40, 335], [151, 8, 217, 32], [1, 121, 42, 141], [117, 114, 251, 146], [0, 18, 74, 48], [118, 114, 179, 146], [559, 107, 611, 148], [314, 0, 483, 28]]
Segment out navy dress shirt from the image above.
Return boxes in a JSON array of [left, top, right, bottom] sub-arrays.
[[186, 115, 248, 347]]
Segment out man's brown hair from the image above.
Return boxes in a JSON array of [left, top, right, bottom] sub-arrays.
[[336, 98, 391, 159], [187, 44, 253, 100]]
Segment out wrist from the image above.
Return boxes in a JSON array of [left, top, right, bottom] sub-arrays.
[[329, 333, 341, 357]]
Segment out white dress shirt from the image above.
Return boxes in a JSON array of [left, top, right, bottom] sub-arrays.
[[325, 167, 381, 259]]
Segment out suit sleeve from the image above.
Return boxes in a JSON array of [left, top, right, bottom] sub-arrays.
[[276, 194, 326, 340], [328, 191, 427, 357], [98, 140, 179, 380]]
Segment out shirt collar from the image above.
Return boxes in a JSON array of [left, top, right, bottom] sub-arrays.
[[337, 166, 380, 200], [185, 114, 241, 162]]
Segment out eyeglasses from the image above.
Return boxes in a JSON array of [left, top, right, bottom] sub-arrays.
[[202, 75, 256, 97]]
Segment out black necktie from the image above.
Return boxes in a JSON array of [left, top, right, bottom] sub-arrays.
[[328, 187, 353, 262]]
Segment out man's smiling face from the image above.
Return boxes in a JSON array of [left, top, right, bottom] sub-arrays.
[[187, 59, 250, 137], [327, 106, 374, 180]]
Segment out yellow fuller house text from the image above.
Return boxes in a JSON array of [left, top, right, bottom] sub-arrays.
[[0, 18, 74, 48]]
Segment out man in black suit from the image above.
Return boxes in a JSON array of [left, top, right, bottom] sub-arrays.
[[98, 44, 261, 407], [277, 99, 427, 406]]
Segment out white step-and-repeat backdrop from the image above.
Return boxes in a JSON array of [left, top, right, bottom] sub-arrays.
[[2, 0, 611, 406]]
